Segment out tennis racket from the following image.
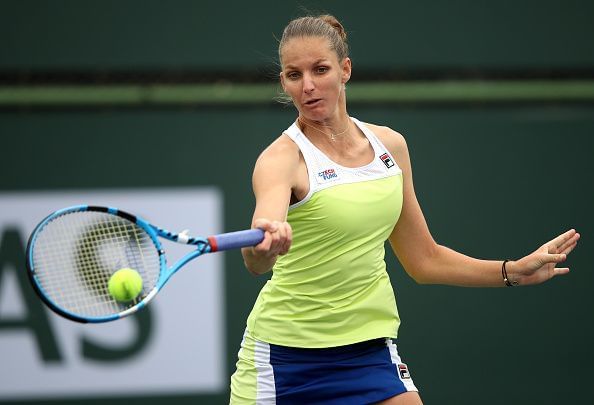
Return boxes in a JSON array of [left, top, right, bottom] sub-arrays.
[[26, 205, 264, 323]]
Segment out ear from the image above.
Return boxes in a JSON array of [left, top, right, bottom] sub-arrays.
[[341, 57, 352, 84], [280, 71, 287, 92]]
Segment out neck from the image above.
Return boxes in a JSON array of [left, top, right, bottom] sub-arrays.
[[298, 116, 351, 141]]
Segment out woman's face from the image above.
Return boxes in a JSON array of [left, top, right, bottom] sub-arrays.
[[280, 36, 351, 121]]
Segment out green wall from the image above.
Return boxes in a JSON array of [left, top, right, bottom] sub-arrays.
[[2, 0, 594, 70]]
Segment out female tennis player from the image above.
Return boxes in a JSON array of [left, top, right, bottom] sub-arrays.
[[230, 14, 580, 404]]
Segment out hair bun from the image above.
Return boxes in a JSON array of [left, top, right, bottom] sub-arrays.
[[319, 14, 347, 42]]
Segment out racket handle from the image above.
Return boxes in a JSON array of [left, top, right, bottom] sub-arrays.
[[208, 229, 265, 252]]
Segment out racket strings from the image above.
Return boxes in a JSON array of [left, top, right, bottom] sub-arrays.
[[31, 211, 160, 319]]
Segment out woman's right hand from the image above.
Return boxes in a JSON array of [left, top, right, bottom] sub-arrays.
[[252, 218, 293, 257], [242, 218, 292, 275]]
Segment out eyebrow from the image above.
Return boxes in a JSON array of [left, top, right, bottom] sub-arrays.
[[283, 58, 330, 70]]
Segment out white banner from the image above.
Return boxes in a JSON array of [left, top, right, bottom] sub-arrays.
[[0, 188, 224, 400]]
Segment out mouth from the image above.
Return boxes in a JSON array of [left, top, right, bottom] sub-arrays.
[[304, 98, 322, 107]]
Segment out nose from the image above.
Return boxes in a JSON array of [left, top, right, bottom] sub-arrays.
[[302, 73, 315, 94]]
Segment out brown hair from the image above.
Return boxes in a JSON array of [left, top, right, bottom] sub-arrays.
[[278, 14, 349, 66]]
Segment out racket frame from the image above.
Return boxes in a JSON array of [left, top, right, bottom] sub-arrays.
[[26, 204, 262, 323]]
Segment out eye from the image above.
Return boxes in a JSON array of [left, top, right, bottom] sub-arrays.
[[315, 66, 329, 74], [286, 71, 301, 80]]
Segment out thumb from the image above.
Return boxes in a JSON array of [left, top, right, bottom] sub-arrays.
[[253, 218, 278, 232]]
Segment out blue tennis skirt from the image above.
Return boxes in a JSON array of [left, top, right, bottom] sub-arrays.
[[230, 329, 418, 404]]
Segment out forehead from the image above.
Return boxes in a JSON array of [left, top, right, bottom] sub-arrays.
[[280, 36, 337, 67]]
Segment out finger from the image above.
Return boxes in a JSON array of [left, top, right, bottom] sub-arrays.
[[560, 242, 578, 256], [275, 221, 285, 237], [272, 221, 285, 246], [284, 224, 293, 253], [273, 222, 291, 255], [548, 229, 577, 250], [253, 232, 272, 253], [538, 252, 567, 265], [557, 237, 576, 253], [279, 223, 293, 255], [552, 267, 570, 277], [556, 231, 580, 249]]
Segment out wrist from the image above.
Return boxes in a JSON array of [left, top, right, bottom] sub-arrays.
[[502, 260, 520, 287]]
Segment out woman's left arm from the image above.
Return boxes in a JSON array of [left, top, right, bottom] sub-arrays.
[[375, 125, 580, 287]]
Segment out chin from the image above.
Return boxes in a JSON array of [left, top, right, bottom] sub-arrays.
[[300, 107, 330, 122]]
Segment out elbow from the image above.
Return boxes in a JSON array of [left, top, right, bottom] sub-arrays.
[[245, 263, 270, 277], [241, 247, 279, 276], [410, 271, 434, 285], [402, 244, 441, 285], [405, 265, 434, 285], [241, 251, 273, 276], [247, 269, 261, 277], [241, 248, 261, 276], [244, 261, 258, 276], [243, 257, 264, 276]]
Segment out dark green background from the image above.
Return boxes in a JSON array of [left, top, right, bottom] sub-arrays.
[[2, 0, 594, 71], [1, 0, 593, 404]]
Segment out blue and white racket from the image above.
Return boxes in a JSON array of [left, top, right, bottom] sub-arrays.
[[26, 205, 263, 323]]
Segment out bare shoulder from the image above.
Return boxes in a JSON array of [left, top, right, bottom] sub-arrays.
[[363, 122, 408, 157], [253, 132, 301, 183], [257, 133, 300, 166]]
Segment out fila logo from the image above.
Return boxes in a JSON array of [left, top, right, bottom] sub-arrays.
[[398, 363, 411, 379], [380, 153, 395, 169], [318, 168, 338, 181]]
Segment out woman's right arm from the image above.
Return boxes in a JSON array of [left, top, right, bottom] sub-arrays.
[[241, 136, 298, 275]]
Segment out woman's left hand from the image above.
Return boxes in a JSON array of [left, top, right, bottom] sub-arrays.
[[509, 229, 580, 286]]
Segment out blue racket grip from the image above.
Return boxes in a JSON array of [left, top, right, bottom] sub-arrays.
[[207, 228, 265, 252]]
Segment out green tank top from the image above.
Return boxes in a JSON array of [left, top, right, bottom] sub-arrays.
[[247, 117, 403, 348]]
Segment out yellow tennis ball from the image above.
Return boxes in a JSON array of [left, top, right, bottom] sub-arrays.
[[108, 268, 143, 302]]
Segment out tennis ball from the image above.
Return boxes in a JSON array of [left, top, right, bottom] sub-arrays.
[[108, 268, 143, 302]]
